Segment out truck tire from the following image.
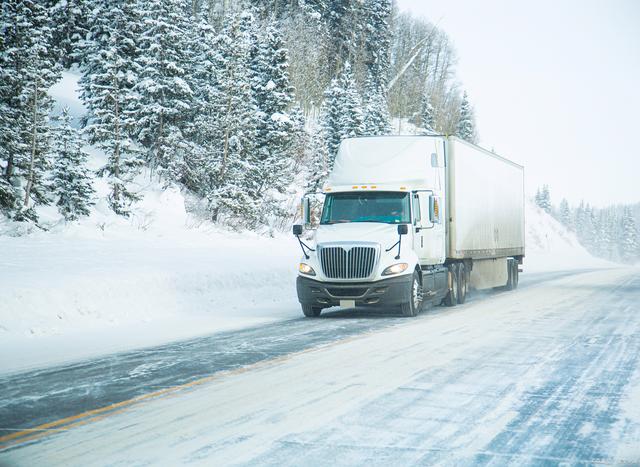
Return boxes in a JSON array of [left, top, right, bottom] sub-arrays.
[[443, 264, 459, 307], [505, 259, 518, 291], [400, 271, 422, 317], [457, 263, 468, 304], [512, 261, 519, 289], [301, 304, 322, 318]]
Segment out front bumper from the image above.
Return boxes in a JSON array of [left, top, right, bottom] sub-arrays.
[[296, 274, 412, 308]]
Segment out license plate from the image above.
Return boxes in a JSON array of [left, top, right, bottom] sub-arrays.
[[340, 300, 356, 308]]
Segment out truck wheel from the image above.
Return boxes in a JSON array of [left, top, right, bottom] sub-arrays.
[[505, 259, 517, 291], [401, 271, 422, 317], [301, 304, 322, 318], [443, 264, 459, 307], [457, 263, 468, 304], [512, 261, 519, 289]]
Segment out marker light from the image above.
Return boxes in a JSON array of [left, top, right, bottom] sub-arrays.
[[381, 263, 409, 276], [299, 263, 316, 276]]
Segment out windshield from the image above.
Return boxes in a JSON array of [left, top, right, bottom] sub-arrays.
[[320, 192, 411, 225]]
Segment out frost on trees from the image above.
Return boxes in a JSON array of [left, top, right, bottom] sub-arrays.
[[0, 1, 60, 222], [455, 91, 476, 143], [49, 108, 95, 221], [420, 92, 435, 133], [134, 0, 194, 176], [620, 208, 639, 263], [80, 0, 144, 216], [363, 75, 391, 136], [320, 62, 364, 168], [535, 185, 552, 214], [245, 22, 300, 222]]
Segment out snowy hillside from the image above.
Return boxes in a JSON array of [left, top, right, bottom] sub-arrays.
[[524, 202, 613, 271]]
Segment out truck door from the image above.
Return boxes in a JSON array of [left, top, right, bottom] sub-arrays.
[[413, 191, 446, 266]]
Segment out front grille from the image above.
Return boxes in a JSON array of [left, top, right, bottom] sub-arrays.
[[326, 287, 367, 297], [319, 246, 376, 279]]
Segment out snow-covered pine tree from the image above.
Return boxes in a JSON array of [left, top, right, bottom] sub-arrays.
[[534, 188, 542, 209], [595, 209, 612, 259], [620, 207, 639, 263], [319, 77, 344, 167], [50, 0, 90, 68], [245, 22, 298, 222], [339, 63, 365, 139], [362, 75, 391, 135], [456, 91, 476, 142], [540, 185, 552, 213], [176, 14, 218, 193], [574, 201, 586, 239], [361, 0, 391, 90], [134, 0, 194, 176], [1, 1, 61, 222], [0, 1, 22, 216], [306, 125, 330, 193], [49, 107, 95, 221], [80, 0, 144, 216], [204, 12, 258, 223], [580, 204, 597, 251], [420, 92, 435, 133], [558, 198, 573, 230]]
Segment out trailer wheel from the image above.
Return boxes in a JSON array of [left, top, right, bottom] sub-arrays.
[[457, 263, 468, 304], [401, 271, 422, 317], [505, 259, 519, 291], [301, 304, 322, 318], [443, 264, 459, 307]]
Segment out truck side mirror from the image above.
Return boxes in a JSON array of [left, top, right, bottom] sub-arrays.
[[292, 224, 303, 236], [301, 197, 311, 225], [397, 224, 408, 236]]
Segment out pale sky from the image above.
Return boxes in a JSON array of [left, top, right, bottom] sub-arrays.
[[396, 0, 640, 207]]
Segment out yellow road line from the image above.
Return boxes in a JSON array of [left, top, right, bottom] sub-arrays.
[[0, 328, 382, 450]]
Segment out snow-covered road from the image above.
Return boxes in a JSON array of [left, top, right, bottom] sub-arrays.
[[2, 267, 640, 465]]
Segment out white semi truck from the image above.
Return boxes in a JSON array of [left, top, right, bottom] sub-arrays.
[[293, 135, 525, 317]]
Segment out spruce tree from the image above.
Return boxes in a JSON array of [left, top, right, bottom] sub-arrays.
[[80, 0, 144, 216], [319, 77, 344, 167], [320, 63, 365, 167], [420, 92, 435, 133], [361, 0, 391, 90], [620, 208, 639, 263], [363, 76, 391, 136], [338, 63, 365, 139], [558, 198, 572, 230], [1, 1, 60, 222], [204, 12, 258, 223], [134, 0, 194, 175], [456, 91, 476, 142], [540, 185, 552, 213], [245, 22, 298, 221], [306, 126, 330, 192], [49, 108, 95, 221], [50, 0, 90, 68]]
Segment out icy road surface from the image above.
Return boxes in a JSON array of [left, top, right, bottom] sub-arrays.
[[2, 268, 640, 465]]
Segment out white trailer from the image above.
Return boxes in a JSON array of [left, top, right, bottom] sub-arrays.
[[293, 135, 525, 317]]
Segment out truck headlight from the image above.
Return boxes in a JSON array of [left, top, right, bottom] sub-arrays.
[[381, 263, 409, 276], [299, 263, 316, 276]]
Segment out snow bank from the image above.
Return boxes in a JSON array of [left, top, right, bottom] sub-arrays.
[[524, 201, 613, 272], [0, 226, 300, 374]]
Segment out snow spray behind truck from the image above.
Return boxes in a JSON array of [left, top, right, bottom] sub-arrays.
[[293, 135, 525, 317]]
